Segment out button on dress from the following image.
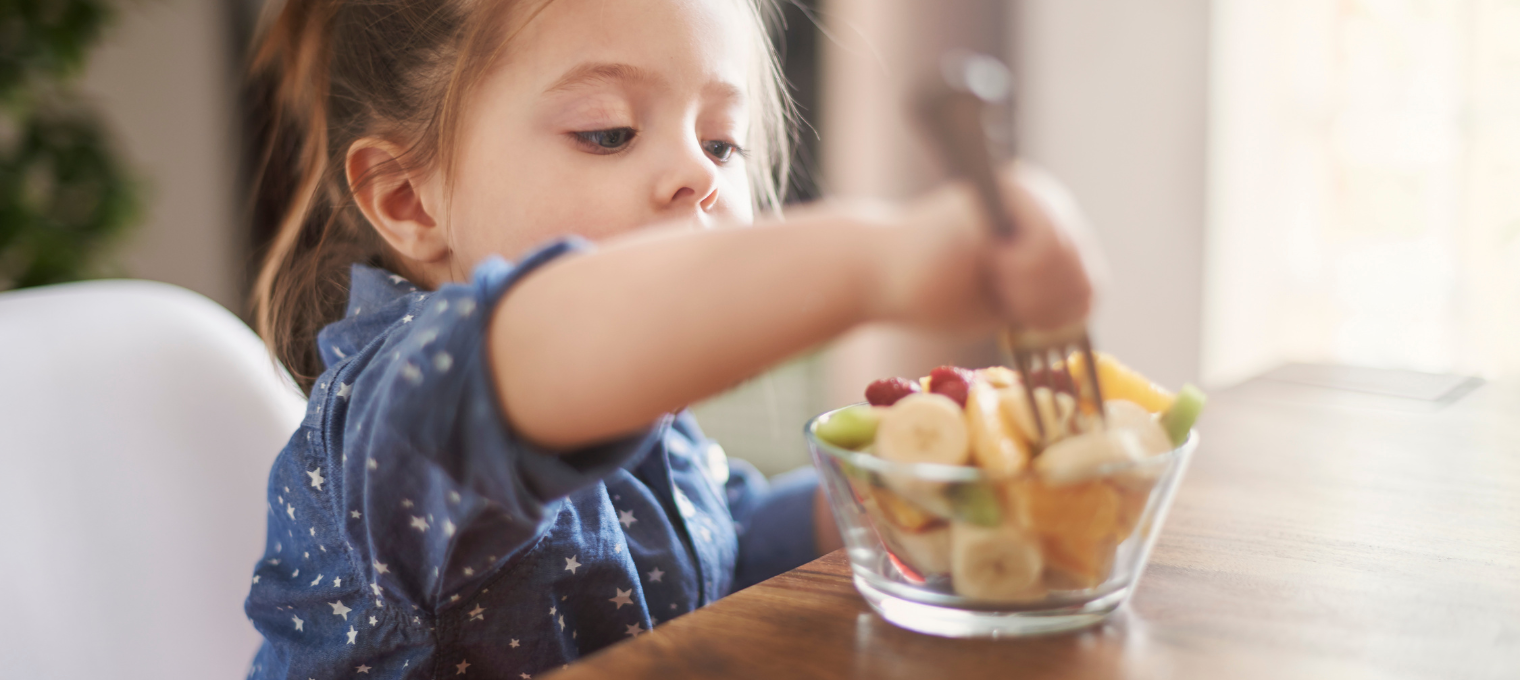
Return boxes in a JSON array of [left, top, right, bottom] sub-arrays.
[[244, 239, 821, 678]]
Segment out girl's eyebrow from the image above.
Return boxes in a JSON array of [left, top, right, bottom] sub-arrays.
[[544, 62, 745, 103], [545, 62, 657, 93]]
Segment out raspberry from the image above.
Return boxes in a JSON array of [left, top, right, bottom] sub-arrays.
[[865, 377, 921, 407], [927, 366, 974, 408]]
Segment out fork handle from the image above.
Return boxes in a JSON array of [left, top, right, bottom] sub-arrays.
[[917, 90, 1019, 240]]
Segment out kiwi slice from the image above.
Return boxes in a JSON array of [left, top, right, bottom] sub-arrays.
[[1159, 384, 1207, 446], [947, 481, 1002, 527], [817, 405, 881, 450]]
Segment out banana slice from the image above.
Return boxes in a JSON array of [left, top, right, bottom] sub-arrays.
[[875, 393, 971, 466], [878, 474, 956, 519], [882, 524, 952, 576], [978, 366, 1019, 388], [999, 386, 1078, 446], [950, 521, 1045, 602], [966, 381, 1030, 476], [1033, 429, 1147, 486], [1103, 399, 1173, 456]]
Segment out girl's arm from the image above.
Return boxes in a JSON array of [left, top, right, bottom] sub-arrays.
[[491, 170, 1094, 450]]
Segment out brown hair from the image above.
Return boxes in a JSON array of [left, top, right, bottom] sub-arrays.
[[248, 0, 794, 394]]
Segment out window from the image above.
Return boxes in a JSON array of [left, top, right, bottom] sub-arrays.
[[1207, 0, 1520, 384]]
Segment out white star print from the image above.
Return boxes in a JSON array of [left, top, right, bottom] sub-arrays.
[[333, 577, 341, 587], [292, 569, 299, 578], [610, 588, 633, 609], [444, 519, 456, 537], [456, 659, 470, 675], [291, 615, 303, 631], [367, 457, 378, 470], [450, 594, 460, 602], [401, 362, 422, 384], [410, 516, 429, 532], [369, 615, 378, 626], [401, 314, 414, 323], [648, 568, 664, 583], [434, 352, 453, 372], [625, 623, 644, 637], [448, 491, 462, 504], [252, 575, 260, 584], [550, 606, 556, 616], [336, 382, 351, 399], [619, 509, 637, 528], [462, 567, 474, 576], [509, 639, 520, 648], [286, 504, 295, 520], [356, 664, 371, 673], [390, 274, 406, 284], [401, 499, 414, 508], [468, 604, 485, 621], [329, 601, 352, 620], [564, 556, 581, 574], [558, 615, 565, 631], [458, 299, 476, 316], [371, 583, 383, 597], [520, 674, 530, 679], [614, 544, 623, 554], [373, 560, 389, 574], [333, 346, 347, 359], [310, 527, 316, 536], [347, 626, 357, 644], [351, 510, 361, 519], [310, 574, 323, 586], [304, 552, 309, 559]]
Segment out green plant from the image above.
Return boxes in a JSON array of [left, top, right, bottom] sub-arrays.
[[0, 0, 139, 290]]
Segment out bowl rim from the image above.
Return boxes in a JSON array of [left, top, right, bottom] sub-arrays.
[[805, 402, 1199, 483]]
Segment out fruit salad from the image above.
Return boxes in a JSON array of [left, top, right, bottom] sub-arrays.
[[813, 352, 1205, 603]]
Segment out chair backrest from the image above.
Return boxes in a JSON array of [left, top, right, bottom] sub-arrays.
[[0, 280, 305, 679]]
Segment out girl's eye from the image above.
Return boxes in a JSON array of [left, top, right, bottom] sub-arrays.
[[573, 128, 636, 153], [703, 140, 742, 163]]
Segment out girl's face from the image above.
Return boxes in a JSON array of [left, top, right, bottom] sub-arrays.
[[439, 0, 758, 276]]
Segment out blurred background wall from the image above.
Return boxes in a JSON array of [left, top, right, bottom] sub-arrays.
[[79, 0, 243, 311], [57, 0, 1519, 476]]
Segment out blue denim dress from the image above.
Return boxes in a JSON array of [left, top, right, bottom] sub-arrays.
[[244, 239, 820, 678]]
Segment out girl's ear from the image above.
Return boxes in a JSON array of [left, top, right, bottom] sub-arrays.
[[346, 139, 448, 268]]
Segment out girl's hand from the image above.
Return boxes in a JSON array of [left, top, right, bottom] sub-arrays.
[[877, 162, 1101, 332]]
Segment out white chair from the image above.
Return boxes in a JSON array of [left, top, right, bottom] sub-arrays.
[[0, 280, 305, 679]]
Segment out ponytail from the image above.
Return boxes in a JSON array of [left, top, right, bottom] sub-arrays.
[[249, 0, 347, 394]]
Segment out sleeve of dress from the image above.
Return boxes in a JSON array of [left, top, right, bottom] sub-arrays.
[[334, 239, 667, 609], [726, 459, 822, 590]]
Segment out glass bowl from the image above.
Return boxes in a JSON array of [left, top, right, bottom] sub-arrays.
[[806, 404, 1197, 638]]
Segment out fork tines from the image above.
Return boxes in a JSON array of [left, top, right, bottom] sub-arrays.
[[1000, 326, 1106, 447]]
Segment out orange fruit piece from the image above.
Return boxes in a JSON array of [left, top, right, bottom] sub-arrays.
[[1041, 532, 1118, 590], [1009, 479, 1123, 589], [870, 486, 939, 532], [1111, 481, 1153, 542], [1068, 351, 1175, 414]]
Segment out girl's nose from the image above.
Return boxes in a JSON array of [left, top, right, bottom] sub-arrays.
[[653, 140, 720, 214]]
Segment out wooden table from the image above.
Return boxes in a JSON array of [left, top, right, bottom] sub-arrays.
[[548, 367, 1520, 679]]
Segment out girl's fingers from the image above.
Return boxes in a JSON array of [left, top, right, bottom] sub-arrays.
[[992, 165, 1099, 330]]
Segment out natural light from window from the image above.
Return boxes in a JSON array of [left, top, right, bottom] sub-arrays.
[[1207, 0, 1520, 385]]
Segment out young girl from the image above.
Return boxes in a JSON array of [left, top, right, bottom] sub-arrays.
[[243, 0, 1096, 677]]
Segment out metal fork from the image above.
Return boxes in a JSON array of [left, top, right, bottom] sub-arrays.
[[915, 52, 1105, 446]]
